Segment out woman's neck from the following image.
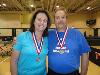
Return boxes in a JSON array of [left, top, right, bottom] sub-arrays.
[[33, 30, 43, 43]]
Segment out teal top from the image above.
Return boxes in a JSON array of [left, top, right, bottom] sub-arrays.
[[13, 31, 48, 75]]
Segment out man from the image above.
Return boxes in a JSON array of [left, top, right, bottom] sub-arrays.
[[48, 7, 91, 75]]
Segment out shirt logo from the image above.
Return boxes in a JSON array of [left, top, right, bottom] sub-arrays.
[[53, 39, 69, 54]]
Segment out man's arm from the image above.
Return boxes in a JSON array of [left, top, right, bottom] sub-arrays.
[[12, 37, 16, 45], [81, 53, 89, 75]]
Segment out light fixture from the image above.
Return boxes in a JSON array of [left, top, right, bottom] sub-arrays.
[[56, 5, 59, 8], [30, 4, 34, 7], [2, 3, 6, 6], [87, 7, 91, 10], [86, 6, 94, 10]]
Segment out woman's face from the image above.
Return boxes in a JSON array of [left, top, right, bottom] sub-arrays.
[[34, 13, 48, 32]]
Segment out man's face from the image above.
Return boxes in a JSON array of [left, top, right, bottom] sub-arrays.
[[55, 10, 67, 30]]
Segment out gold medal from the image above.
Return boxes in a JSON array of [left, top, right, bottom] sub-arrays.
[[36, 57, 40, 62]]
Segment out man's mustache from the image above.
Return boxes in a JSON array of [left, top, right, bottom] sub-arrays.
[[57, 23, 64, 25]]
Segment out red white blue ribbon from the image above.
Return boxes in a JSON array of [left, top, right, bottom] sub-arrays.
[[56, 27, 68, 48], [32, 32, 43, 55]]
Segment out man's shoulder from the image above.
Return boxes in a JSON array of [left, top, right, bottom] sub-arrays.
[[48, 29, 55, 34], [48, 29, 55, 39], [69, 28, 82, 34], [69, 28, 84, 38]]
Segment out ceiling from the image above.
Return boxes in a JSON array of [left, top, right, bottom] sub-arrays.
[[0, 0, 100, 14]]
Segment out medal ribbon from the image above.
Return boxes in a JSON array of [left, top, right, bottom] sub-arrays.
[[32, 32, 43, 55], [56, 27, 68, 48]]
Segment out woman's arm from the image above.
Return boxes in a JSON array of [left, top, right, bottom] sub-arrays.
[[10, 50, 20, 75]]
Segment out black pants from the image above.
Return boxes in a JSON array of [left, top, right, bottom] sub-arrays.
[[48, 68, 80, 75]]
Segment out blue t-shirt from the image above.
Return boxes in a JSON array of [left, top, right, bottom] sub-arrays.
[[48, 28, 91, 74], [13, 31, 48, 75]]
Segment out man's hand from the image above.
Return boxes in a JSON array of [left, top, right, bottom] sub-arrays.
[[13, 37, 16, 45]]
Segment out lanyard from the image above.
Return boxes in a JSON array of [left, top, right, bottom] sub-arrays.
[[55, 27, 68, 48], [32, 32, 43, 55]]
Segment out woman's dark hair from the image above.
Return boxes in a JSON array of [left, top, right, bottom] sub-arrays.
[[29, 10, 51, 37]]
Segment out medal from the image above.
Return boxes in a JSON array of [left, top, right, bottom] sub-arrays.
[[32, 32, 43, 62], [36, 56, 40, 62], [56, 27, 68, 48], [55, 27, 69, 54]]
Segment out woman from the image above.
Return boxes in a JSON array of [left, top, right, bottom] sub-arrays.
[[10, 10, 50, 75]]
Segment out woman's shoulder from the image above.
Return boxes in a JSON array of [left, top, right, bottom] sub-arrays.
[[17, 31, 30, 38], [43, 36, 48, 41]]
